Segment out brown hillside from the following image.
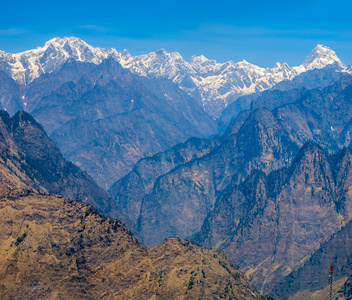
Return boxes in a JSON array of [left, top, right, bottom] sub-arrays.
[[0, 188, 258, 299]]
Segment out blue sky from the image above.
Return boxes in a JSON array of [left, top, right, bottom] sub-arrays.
[[1, 0, 351, 67]]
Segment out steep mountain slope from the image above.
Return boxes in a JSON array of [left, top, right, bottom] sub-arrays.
[[274, 75, 352, 150], [0, 37, 348, 117], [0, 190, 258, 299], [109, 136, 222, 224], [271, 216, 352, 299], [194, 143, 352, 295], [0, 110, 129, 224], [110, 76, 352, 246], [219, 67, 346, 130], [269, 146, 352, 299], [28, 58, 217, 188], [129, 107, 300, 246], [0, 71, 23, 115], [21, 57, 98, 113]]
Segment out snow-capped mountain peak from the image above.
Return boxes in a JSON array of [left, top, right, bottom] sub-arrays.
[[155, 49, 167, 56], [234, 59, 264, 70], [189, 55, 222, 74], [5, 37, 118, 84], [0, 37, 349, 117], [119, 48, 194, 80], [44, 36, 84, 47], [302, 44, 344, 70], [190, 54, 209, 63]]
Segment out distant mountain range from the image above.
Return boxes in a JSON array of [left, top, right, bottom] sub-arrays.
[[109, 75, 352, 296], [0, 37, 350, 116], [0, 54, 217, 188], [2, 37, 352, 299], [0, 37, 350, 189]]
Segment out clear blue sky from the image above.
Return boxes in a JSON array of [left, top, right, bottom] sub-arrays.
[[1, 0, 352, 67]]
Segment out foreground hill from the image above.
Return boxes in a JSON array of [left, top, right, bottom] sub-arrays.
[[0, 190, 258, 299]]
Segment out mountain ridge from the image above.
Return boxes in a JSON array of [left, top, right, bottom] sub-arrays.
[[108, 76, 352, 296], [29, 58, 217, 188], [0, 37, 349, 116]]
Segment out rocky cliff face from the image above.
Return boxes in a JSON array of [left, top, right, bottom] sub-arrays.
[[194, 143, 352, 294], [109, 136, 222, 224], [267, 147, 352, 299], [270, 217, 352, 299]]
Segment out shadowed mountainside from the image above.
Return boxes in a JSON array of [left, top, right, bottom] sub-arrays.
[[0, 58, 218, 189], [110, 76, 352, 246], [193, 144, 352, 295], [109, 77, 352, 296], [0, 110, 133, 229]]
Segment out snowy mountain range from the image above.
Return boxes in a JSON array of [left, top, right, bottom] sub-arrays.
[[0, 37, 349, 116]]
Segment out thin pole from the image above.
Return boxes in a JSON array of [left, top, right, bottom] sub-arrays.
[[328, 264, 334, 300]]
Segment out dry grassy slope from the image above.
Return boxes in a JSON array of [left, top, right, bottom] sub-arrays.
[[0, 151, 44, 196], [289, 277, 347, 300], [0, 189, 259, 300], [0, 110, 133, 229]]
